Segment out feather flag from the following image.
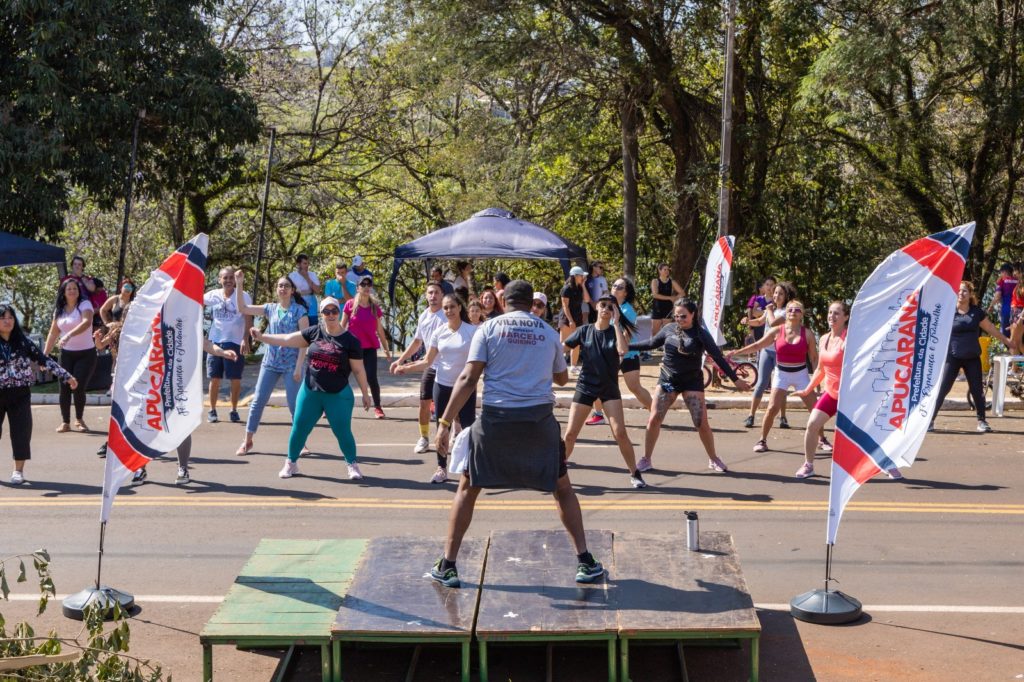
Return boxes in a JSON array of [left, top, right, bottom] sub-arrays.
[[702, 235, 735, 346]]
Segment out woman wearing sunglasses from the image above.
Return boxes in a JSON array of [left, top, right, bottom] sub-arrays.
[[99, 278, 136, 326], [629, 299, 750, 474], [562, 295, 645, 488], [252, 297, 372, 481], [342, 276, 392, 418], [730, 299, 818, 454]]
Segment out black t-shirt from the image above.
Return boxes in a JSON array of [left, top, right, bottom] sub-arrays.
[[630, 322, 737, 384], [301, 326, 364, 393], [564, 324, 620, 396], [559, 282, 584, 325], [949, 305, 986, 359]]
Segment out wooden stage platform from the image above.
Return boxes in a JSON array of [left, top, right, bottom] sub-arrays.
[[201, 531, 760, 681]]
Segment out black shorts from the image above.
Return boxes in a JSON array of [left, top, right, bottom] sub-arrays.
[[572, 386, 622, 406], [558, 438, 567, 479], [620, 356, 640, 374], [651, 304, 673, 320], [419, 368, 436, 401], [659, 373, 705, 394], [207, 342, 244, 380]]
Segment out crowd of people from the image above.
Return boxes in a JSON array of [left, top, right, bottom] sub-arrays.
[[1, 251, 1021, 499]]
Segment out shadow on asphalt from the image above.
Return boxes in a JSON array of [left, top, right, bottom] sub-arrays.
[[874, 620, 1024, 652]]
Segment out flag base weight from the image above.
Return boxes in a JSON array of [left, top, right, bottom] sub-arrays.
[[789, 588, 862, 625], [62, 586, 135, 621]]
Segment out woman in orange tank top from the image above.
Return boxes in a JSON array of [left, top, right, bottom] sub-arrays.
[[792, 301, 849, 479]]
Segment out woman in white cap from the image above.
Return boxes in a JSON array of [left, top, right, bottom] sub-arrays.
[[251, 296, 372, 481], [559, 266, 591, 372], [530, 291, 552, 323]]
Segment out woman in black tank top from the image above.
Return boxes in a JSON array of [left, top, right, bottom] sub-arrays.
[[649, 263, 683, 335], [100, 278, 136, 326]]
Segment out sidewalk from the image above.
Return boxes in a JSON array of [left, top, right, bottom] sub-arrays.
[[31, 356, 983, 411]]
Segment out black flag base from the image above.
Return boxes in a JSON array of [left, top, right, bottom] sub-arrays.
[[789, 588, 862, 625], [62, 586, 135, 621]]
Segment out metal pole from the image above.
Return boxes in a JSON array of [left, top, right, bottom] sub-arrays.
[[716, 0, 737, 238], [824, 543, 833, 592], [252, 127, 276, 300], [116, 110, 145, 288], [95, 521, 107, 590]]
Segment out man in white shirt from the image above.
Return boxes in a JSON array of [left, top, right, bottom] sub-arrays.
[[289, 253, 321, 323], [204, 266, 253, 423], [389, 282, 446, 453]]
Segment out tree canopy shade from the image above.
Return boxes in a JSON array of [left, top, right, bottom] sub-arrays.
[[388, 208, 588, 300], [0, 230, 66, 276]]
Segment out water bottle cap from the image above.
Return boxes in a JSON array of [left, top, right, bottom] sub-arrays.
[[685, 511, 698, 520]]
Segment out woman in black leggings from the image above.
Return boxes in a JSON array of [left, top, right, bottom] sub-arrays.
[[44, 278, 97, 432], [932, 281, 1014, 433]]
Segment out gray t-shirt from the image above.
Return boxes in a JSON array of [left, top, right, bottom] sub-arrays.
[[468, 310, 566, 407]]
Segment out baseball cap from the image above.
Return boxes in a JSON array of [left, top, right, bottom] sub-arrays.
[[352, 255, 364, 266], [532, 292, 548, 306], [503, 279, 534, 304], [569, 266, 586, 277], [319, 297, 341, 312]]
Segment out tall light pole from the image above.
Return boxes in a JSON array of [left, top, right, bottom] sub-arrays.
[[717, 0, 737, 239], [252, 127, 276, 299]]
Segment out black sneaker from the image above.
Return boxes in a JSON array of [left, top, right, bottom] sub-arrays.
[[575, 559, 605, 583], [96, 442, 108, 458], [207, 409, 219, 423], [779, 416, 790, 429], [229, 410, 241, 423], [130, 468, 148, 487], [430, 559, 460, 588], [742, 415, 754, 428]]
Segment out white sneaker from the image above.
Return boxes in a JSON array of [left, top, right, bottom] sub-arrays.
[[279, 460, 299, 478], [175, 467, 190, 485], [414, 437, 430, 454], [347, 462, 363, 480], [629, 474, 647, 489], [430, 466, 448, 484], [636, 456, 653, 473], [10, 470, 25, 485]]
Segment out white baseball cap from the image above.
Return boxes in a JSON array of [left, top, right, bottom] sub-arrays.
[[319, 297, 342, 312], [533, 292, 548, 306], [569, 265, 586, 277], [352, 255, 364, 266]]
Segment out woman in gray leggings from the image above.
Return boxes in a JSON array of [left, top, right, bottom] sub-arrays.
[[742, 281, 796, 428]]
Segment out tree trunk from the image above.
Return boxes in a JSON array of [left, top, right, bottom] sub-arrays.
[[621, 92, 639, 281]]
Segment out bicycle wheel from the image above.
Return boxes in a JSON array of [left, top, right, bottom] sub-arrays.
[[734, 361, 758, 387], [702, 365, 713, 389]]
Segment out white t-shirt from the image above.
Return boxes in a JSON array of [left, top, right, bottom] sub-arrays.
[[429, 322, 478, 386], [289, 271, 320, 315], [468, 310, 566, 407], [414, 307, 447, 369], [56, 301, 95, 351], [205, 288, 252, 345]]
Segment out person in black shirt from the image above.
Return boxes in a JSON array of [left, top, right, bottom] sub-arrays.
[[252, 297, 372, 481], [932, 281, 1014, 433], [563, 296, 646, 489], [629, 299, 749, 474], [558, 266, 591, 372]]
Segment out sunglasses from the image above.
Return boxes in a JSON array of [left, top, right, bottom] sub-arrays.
[[531, 301, 545, 307], [612, 284, 625, 290], [597, 303, 615, 310], [787, 308, 803, 313], [358, 282, 373, 288], [673, 313, 690, 319], [321, 308, 340, 316]]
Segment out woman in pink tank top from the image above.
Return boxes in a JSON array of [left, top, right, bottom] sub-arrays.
[[792, 301, 849, 478], [729, 299, 819, 454]]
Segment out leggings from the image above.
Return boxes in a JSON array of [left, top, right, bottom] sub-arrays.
[[288, 383, 357, 464], [934, 355, 985, 420], [753, 348, 777, 401], [1, 386, 33, 461], [177, 435, 192, 468], [432, 382, 476, 467], [362, 348, 381, 408], [59, 348, 97, 422], [246, 365, 300, 433]]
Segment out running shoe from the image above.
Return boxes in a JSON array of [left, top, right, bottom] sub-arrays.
[[629, 473, 648, 489], [347, 462, 364, 480], [10, 470, 24, 485], [229, 410, 241, 423], [752, 439, 769, 453], [175, 466, 190, 485], [818, 436, 833, 452], [300, 447, 312, 456], [742, 415, 755, 428], [977, 420, 993, 433], [207, 409, 219, 423], [569, 365, 581, 376], [279, 460, 298, 478], [707, 456, 729, 473], [779, 416, 790, 429], [414, 436, 430, 454], [73, 419, 88, 432], [430, 466, 448, 484], [636, 456, 653, 473], [795, 462, 814, 479], [886, 467, 904, 480], [585, 413, 606, 426], [130, 468, 147, 487], [430, 559, 460, 588], [56, 423, 70, 433], [96, 442, 108, 458], [575, 559, 606, 583], [374, 407, 386, 419]]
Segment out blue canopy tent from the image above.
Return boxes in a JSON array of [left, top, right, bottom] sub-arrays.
[[0, 230, 67, 276], [388, 208, 587, 301]]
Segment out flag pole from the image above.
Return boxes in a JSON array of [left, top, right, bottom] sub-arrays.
[[62, 521, 135, 620], [790, 543, 862, 624]]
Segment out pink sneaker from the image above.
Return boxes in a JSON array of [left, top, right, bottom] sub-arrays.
[[795, 462, 814, 478], [707, 456, 728, 473], [430, 467, 448, 484], [752, 439, 768, 453], [636, 456, 653, 473], [374, 407, 386, 419], [585, 413, 606, 426], [886, 467, 903, 480]]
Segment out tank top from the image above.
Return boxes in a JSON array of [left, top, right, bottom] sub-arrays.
[[817, 330, 846, 398], [775, 325, 809, 365], [652, 277, 674, 315], [110, 297, 128, 322]]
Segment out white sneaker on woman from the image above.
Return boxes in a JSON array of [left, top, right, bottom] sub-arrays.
[[279, 460, 299, 479], [347, 463, 364, 480]]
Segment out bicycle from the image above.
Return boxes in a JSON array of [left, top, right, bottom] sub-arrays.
[[702, 355, 758, 389]]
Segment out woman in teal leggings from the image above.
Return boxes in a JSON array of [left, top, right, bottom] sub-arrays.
[[251, 296, 372, 481]]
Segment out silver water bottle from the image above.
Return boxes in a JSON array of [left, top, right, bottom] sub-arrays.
[[685, 511, 699, 551]]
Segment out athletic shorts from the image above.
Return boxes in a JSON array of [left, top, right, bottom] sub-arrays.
[[771, 365, 810, 392], [572, 386, 622, 406], [651, 304, 673, 320], [814, 392, 838, 418], [620, 356, 641, 374], [659, 373, 705, 394], [419, 367, 436, 401], [207, 342, 244, 380]]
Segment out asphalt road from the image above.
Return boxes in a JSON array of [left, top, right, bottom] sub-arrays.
[[2, 400, 1022, 681]]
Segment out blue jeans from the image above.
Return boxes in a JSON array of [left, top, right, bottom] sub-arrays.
[[246, 364, 300, 433]]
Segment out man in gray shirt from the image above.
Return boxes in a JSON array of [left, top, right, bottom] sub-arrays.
[[430, 279, 605, 587]]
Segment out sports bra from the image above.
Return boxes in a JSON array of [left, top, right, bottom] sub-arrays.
[[775, 326, 809, 365]]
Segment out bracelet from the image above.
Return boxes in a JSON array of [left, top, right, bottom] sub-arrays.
[[438, 417, 452, 428]]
